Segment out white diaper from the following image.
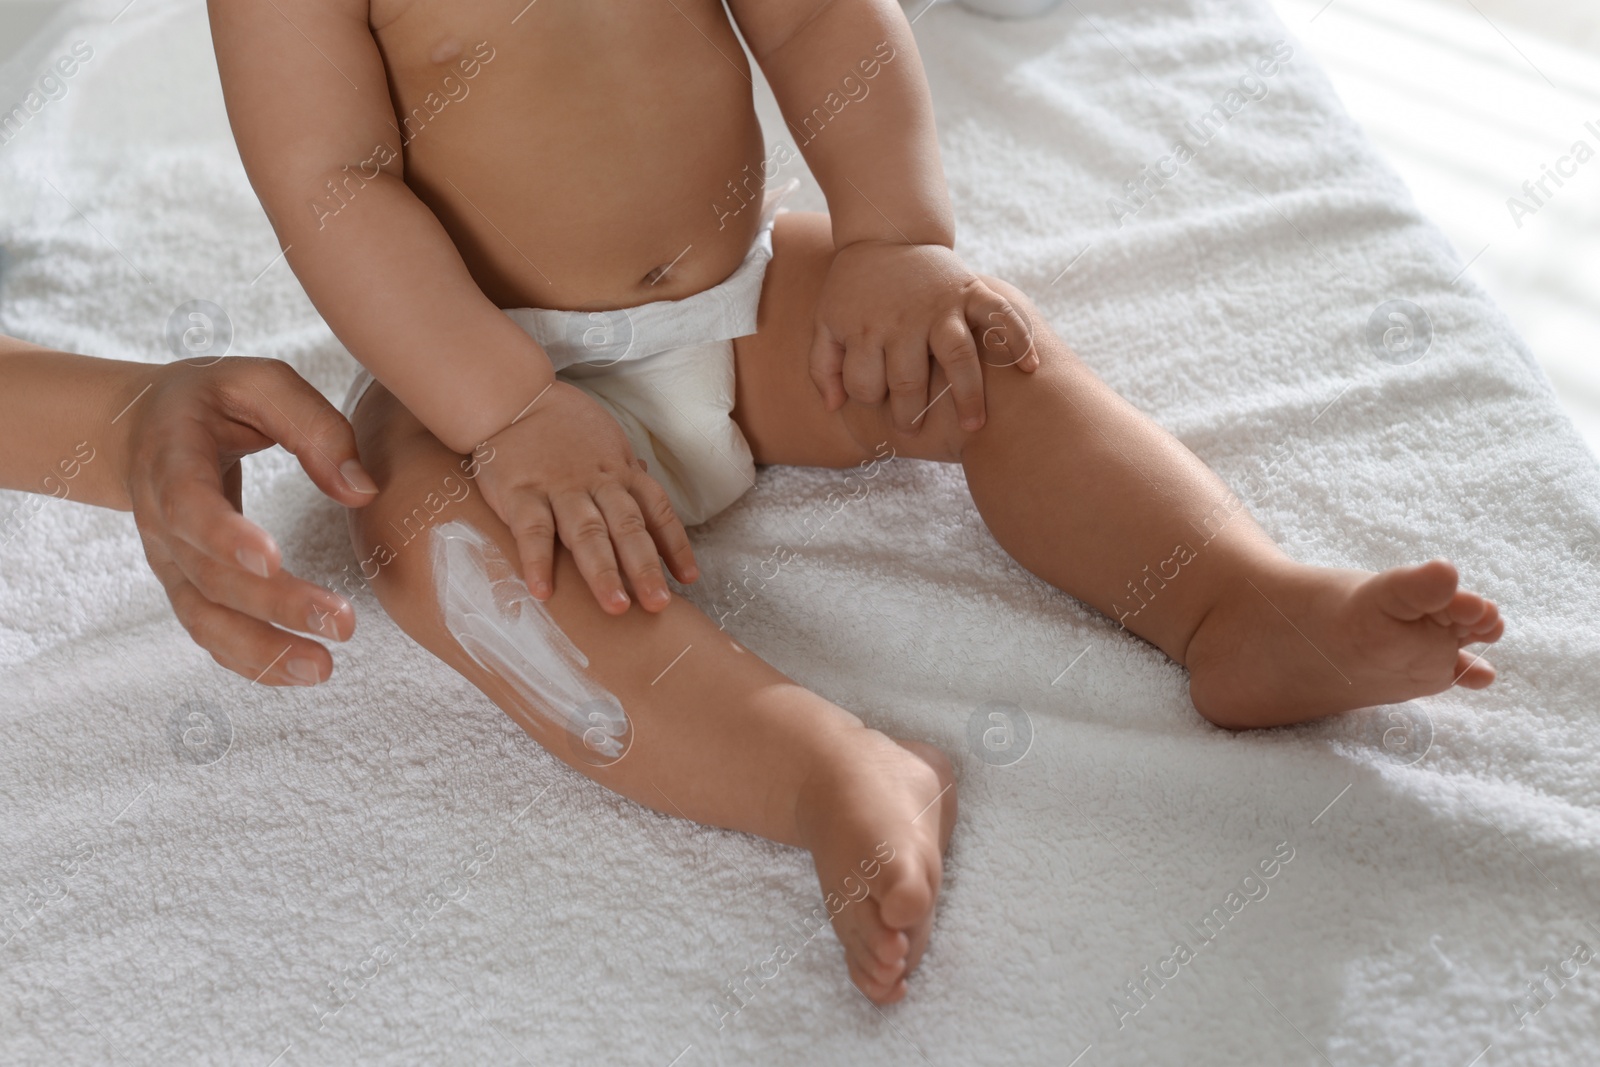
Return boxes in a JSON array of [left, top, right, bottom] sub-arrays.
[[343, 179, 797, 526]]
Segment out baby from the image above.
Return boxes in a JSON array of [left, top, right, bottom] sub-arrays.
[[209, 0, 1504, 1004]]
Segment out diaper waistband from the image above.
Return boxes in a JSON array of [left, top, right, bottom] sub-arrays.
[[504, 178, 799, 372]]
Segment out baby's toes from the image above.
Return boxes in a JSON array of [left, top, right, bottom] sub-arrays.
[[1446, 590, 1492, 627], [901, 914, 934, 976], [860, 923, 909, 978], [849, 954, 907, 1004], [1466, 601, 1503, 642], [841, 908, 907, 984], [1454, 648, 1496, 688], [1381, 559, 1460, 620]]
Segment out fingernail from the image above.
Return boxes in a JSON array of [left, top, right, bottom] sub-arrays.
[[340, 459, 379, 494], [308, 597, 350, 638], [236, 548, 270, 578], [531, 581, 550, 598], [962, 417, 982, 431], [610, 591, 629, 608], [285, 658, 321, 685]]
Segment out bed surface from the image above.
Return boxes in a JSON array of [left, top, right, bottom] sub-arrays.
[[2, 0, 1599, 1064]]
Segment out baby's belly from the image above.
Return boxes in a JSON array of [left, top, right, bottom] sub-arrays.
[[372, 0, 768, 312]]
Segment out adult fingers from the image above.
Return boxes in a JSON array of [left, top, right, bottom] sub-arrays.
[[808, 319, 849, 412], [593, 483, 671, 611], [157, 564, 333, 686], [629, 472, 698, 586], [929, 311, 986, 431], [550, 490, 629, 614], [883, 335, 932, 436], [501, 488, 558, 600], [220, 358, 380, 506], [169, 536, 355, 643], [135, 420, 283, 578]]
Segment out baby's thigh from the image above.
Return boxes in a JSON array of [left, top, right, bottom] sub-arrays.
[[732, 212, 885, 469], [732, 213, 1037, 469]]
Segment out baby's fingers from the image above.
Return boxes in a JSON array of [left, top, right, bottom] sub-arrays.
[[973, 290, 1039, 372], [550, 490, 630, 614], [503, 489, 558, 601], [594, 483, 671, 612], [630, 472, 698, 587], [885, 336, 932, 436], [808, 319, 849, 412], [930, 311, 986, 432]]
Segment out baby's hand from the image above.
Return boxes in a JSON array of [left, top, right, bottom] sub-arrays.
[[810, 242, 1039, 434], [475, 382, 697, 614]]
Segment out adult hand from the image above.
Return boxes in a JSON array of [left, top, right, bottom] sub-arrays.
[[122, 357, 378, 685]]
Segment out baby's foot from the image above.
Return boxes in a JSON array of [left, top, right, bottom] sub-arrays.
[[795, 732, 956, 1005], [1185, 558, 1504, 728]]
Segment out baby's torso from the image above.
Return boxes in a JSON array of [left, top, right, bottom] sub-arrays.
[[368, 0, 768, 312]]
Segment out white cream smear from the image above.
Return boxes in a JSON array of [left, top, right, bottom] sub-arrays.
[[432, 521, 630, 760]]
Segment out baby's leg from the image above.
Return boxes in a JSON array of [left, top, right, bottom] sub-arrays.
[[346, 383, 955, 1004], [734, 213, 1504, 728]]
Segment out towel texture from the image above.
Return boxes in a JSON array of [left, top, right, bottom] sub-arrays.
[[1, 0, 1598, 1064]]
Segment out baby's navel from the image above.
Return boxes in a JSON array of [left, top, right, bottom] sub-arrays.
[[429, 37, 462, 65]]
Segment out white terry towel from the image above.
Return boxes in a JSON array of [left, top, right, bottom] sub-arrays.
[[1, 0, 1598, 1064]]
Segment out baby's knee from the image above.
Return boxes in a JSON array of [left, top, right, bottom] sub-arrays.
[[344, 417, 491, 612]]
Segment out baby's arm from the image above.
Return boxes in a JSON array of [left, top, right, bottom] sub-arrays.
[[207, 0, 695, 612], [732, 1, 951, 252], [730, 0, 1038, 433], [207, 0, 550, 456]]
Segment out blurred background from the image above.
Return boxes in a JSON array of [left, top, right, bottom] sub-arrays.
[[2, 0, 1596, 456]]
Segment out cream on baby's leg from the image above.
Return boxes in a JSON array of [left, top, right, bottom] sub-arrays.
[[347, 383, 955, 1004]]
